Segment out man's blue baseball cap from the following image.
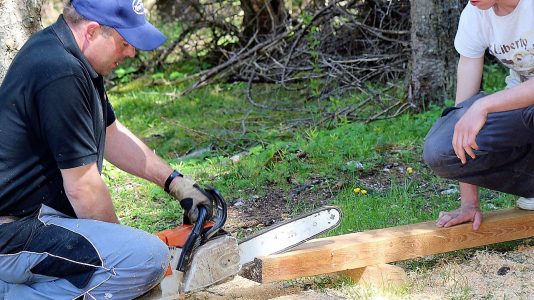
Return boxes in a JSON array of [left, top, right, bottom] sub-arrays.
[[71, 0, 167, 51]]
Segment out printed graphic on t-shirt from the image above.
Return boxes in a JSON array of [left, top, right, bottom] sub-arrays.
[[454, 1, 534, 87], [490, 31, 534, 82]]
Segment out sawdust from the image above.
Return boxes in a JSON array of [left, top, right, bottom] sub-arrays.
[[183, 244, 534, 300], [187, 276, 329, 300], [405, 245, 534, 300]]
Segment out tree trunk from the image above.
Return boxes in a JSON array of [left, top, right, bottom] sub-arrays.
[[41, 0, 63, 27], [409, 0, 463, 109], [0, 0, 44, 83], [240, 0, 287, 41]]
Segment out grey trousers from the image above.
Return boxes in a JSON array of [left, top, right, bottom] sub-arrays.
[[423, 92, 534, 198], [0, 205, 170, 300]]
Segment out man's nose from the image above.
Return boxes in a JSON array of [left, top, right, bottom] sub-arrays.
[[125, 44, 136, 58]]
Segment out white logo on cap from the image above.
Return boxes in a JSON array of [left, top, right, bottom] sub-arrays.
[[132, 0, 145, 15]]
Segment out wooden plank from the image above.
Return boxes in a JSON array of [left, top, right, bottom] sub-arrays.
[[244, 208, 534, 283]]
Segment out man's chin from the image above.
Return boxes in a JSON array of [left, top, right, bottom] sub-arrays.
[[96, 68, 113, 76]]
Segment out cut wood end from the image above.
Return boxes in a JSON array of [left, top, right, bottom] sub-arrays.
[[239, 258, 264, 283]]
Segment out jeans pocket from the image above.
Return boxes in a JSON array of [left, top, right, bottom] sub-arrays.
[[441, 106, 461, 117]]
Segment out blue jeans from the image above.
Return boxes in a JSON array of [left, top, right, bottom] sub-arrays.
[[0, 205, 170, 300], [424, 92, 534, 197]]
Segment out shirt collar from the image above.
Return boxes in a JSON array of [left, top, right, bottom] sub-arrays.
[[51, 15, 99, 79]]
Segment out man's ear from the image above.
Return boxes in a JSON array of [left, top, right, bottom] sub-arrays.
[[85, 22, 101, 41]]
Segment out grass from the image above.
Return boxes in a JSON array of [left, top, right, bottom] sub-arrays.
[[106, 62, 515, 233]]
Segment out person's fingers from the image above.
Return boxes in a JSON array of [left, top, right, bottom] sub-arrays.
[[461, 132, 473, 163], [472, 211, 482, 230], [471, 138, 480, 151], [464, 144, 476, 160], [465, 132, 478, 159], [452, 128, 466, 164], [436, 213, 454, 227], [443, 214, 467, 228]]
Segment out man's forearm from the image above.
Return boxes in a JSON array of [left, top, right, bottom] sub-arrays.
[[61, 163, 119, 223], [105, 120, 172, 188]]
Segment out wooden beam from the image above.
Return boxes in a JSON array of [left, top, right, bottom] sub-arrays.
[[243, 208, 534, 283]]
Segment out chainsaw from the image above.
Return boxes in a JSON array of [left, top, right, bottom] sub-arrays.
[[142, 187, 342, 299]]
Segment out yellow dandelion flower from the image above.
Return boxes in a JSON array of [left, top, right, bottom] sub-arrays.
[[407, 167, 413, 174], [353, 187, 361, 193], [361, 189, 368, 195]]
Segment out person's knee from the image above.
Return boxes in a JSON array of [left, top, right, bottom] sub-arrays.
[[423, 138, 457, 179], [133, 234, 170, 283], [109, 232, 169, 289]]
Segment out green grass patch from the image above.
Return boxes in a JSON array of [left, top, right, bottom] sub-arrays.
[[106, 62, 514, 245]]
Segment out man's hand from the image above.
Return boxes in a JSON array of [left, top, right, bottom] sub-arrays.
[[436, 205, 482, 230], [452, 102, 488, 164], [169, 176, 213, 223]]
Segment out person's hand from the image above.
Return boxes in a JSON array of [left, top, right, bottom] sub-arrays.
[[169, 176, 213, 223], [452, 102, 488, 164], [436, 205, 482, 230]]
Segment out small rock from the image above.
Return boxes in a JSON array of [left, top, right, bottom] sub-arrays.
[[441, 187, 459, 195], [282, 282, 293, 288], [346, 161, 364, 170], [497, 266, 510, 276], [333, 181, 344, 189], [234, 200, 244, 207], [382, 167, 391, 172], [230, 154, 241, 163]]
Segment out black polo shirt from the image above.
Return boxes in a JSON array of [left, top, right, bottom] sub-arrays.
[[0, 15, 116, 217]]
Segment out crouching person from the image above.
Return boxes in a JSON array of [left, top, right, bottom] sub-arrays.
[[423, 0, 534, 231]]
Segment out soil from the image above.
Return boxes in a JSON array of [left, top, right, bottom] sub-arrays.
[[223, 176, 338, 239]]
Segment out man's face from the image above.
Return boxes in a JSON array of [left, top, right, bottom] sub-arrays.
[[85, 26, 136, 75]]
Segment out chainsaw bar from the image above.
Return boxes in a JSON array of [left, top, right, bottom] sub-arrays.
[[237, 206, 342, 266]]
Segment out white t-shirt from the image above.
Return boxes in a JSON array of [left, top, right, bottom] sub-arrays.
[[454, 0, 534, 88]]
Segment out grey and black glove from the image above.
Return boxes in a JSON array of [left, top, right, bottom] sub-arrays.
[[168, 174, 213, 224]]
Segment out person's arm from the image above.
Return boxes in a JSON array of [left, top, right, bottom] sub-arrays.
[[454, 62, 534, 163], [455, 55, 484, 104], [104, 120, 173, 188], [436, 55, 484, 230], [61, 163, 120, 223], [104, 120, 212, 222]]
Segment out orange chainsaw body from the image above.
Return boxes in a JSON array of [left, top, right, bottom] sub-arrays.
[[156, 221, 215, 248], [155, 221, 215, 276]]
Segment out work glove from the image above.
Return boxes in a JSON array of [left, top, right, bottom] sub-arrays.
[[169, 176, 213, 224]]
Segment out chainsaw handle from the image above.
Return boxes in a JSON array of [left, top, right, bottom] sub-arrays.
[[202, 187, 227, 240], [176, 206, 209, 272], [175, 187, 227, 272]]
